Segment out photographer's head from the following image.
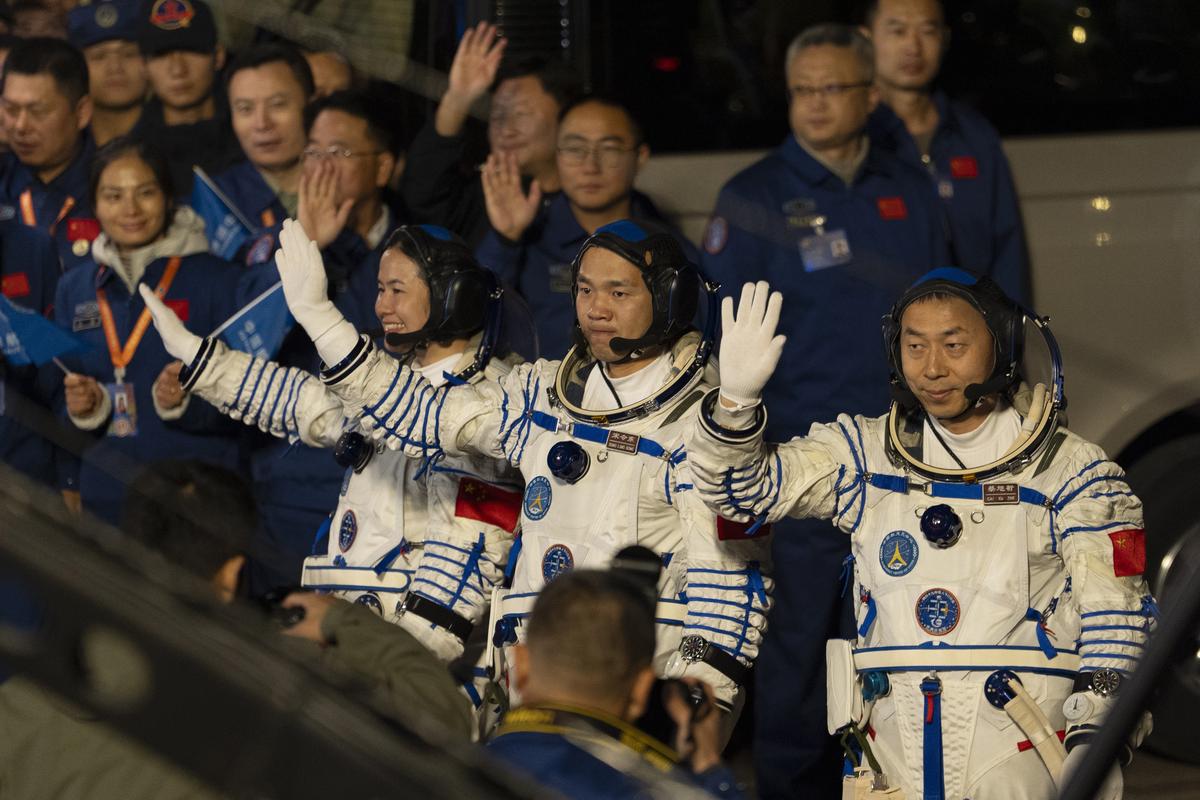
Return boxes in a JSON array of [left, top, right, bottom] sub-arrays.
[[513, 569, 657, 720]]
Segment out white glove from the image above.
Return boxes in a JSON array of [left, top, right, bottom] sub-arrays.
[[1060, 744, 1123, 798], [275, 218, 359, 366], [139, 284, 201, 364], [718, 281, 786, 407]]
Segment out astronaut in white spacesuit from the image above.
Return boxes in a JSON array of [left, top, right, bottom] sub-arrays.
[[268, 217, 772, 711], [140, 226, 522, 681], [683, 271, 1154, 798]]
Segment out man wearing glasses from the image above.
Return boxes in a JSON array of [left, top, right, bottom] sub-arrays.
[[699, 23, 947, 799], [477, 94, 696, 358]]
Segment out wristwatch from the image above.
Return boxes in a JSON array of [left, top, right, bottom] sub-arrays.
[[679, 635, 750, 686], [1073, 668, 1122, 698]]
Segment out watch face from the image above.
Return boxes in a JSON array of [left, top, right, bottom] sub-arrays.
[[1062, 692, 1093, 722], [680, 635, 707, 663], [1092, 669, 1122, 697]]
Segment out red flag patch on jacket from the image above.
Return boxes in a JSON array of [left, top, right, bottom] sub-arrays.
[[877, 197, 908, 220], [2, 272, 30, 298], [717, 517, 772, 541], [950, 156, 979, 179], [1108, 529, 1146, 577], [455, 478, 522, 532], [66, 217, 100, 242], [165, 299, 190, 322]]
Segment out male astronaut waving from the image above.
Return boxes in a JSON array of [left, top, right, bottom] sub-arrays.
[[684, 273, 1154, 798], [141, 226, 523, 678], [268, 217, 772, 712]]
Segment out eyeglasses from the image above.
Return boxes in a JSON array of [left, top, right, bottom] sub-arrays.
[[557, 143, 638, 169], [302, 145, 379, 161], [791, 82, 872, 100]]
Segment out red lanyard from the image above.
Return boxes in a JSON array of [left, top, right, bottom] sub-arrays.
[[96, 256, 182, 382], [19, 188, 75, 236]]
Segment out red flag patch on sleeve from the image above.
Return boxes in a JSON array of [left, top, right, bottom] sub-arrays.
[[2, 272, 30, 298], [165, 299, 190, 322], [66, 217, 100, 242], [950, 156, 979, 179], [877, 197, 908, 220], [717, 516, 772, 541], [1108, 529, 1146, 577], [455, 477, 522, 532]]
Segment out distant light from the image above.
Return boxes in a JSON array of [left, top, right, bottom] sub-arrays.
[[1091, 196, 1111, 211], [1076, 5, 1092, 18], [1095, 232, 1111, 246], [652, 56, 682, 72], [1072, 25, 1087, 44]]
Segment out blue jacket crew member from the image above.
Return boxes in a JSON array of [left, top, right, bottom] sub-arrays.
[[54, 139, 242, 524], [0, 220, 69, 489], [0, 37, 102, 272], [700, 24, 948, 799], [477, 95, 695, 359], [864, 0, 1030, 303]]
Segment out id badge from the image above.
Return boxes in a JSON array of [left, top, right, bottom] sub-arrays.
[[799, 228, 853, 272], [547, 262, 573, 294], [106, 382, 138, 438]]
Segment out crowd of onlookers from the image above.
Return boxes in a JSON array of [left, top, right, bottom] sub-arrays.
[[0, 1, 1036, 797]]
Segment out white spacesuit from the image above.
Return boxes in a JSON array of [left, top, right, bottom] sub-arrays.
[[684, 273, 1155, 798], [277, 218, 773, 708], [141, 226, 522, 677]]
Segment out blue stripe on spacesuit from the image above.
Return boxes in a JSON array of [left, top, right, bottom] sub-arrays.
[[922, 676, 945, 800], [441, 534, 487, 611], [365, 360, 408, 415], [1077, 639, 1145, 649], [1054, 471, 1128, 510], [241, 360, 271, 422], [257, 365, 286, 429], [283, 373, 305, 436], [1080, 609, 1147, 618]]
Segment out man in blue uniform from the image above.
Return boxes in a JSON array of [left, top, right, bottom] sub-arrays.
[[477, 95, 695, 359], [0, 37, 99, 272], [0, 220, 71, 492], [67, 0, 147, 147], [488, 568, 741, 799], [863, 0, 1029, 302], [211, 44, 314, 266], [132, 0, 240, 197], [699, 23, 948, 798]]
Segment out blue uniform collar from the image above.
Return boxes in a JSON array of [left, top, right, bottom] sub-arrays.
[[778, 134, 890, 187], [216, 159, 285, 223], [7, 133, 94, 200], [869, 89, 961, 150], [546, 189, 668, 248]]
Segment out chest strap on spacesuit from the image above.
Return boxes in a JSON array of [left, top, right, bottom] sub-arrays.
[[402, 593, 473, 643], [852, 644, 1080, 676], [300, 560, 415, 593], [864, 473, 1049, 508], [529, 410, 669, 460], [921, 675, 945, 800]]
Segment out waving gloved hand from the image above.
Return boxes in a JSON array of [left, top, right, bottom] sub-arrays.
[[139, 283, 201, 364], [717, 281, 786, 408], [275, 218, 360, 366]]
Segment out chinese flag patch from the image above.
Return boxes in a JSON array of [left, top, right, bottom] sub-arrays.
[[455, 477, 522, 533], [2, 272, 30, 298], [66, 217, 100, 242], [717, 516, 772, 540], [877, 197, 908, 220], [950, 156, 979, 179], [165, 299, 190, 322], [1109, 529, 1146, 577]]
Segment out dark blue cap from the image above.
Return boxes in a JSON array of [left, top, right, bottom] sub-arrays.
[[68, 0, 142, 49]]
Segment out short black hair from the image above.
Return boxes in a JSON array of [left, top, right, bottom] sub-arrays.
[[121, 460, 257, 582], [304, 89, 395, 153], [495, 55, 582, 109], [863, 0, 945, 26], [525, 570, 656, 704], [89, 135, 176, 212], [224, 43, 315, 98], [3, 36, 88, 105], [557, 93, 644, 145]]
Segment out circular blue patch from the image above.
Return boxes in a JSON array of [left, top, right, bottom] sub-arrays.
[[355, 592, 382, 614], [916, 588, 960, 636], [879, 530, 919, 577], [246, 232, 275, 265], [338, 510, 357, 552], [524, 476, 552, 520], [542, 544, 574, 583]]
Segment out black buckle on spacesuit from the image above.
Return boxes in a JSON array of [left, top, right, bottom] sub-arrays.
[[403, 594, 474, 643]]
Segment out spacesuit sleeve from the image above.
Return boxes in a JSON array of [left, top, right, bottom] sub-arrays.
[[318, 335, 545, 466], [685, 389, 848, 527], [1053, 443, 1155, 673], [179, 336, 345, 448]]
